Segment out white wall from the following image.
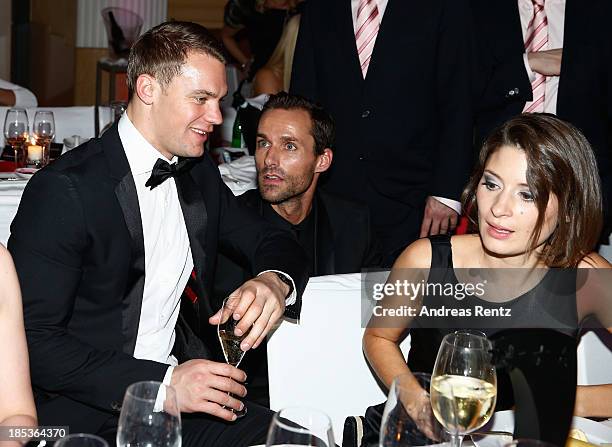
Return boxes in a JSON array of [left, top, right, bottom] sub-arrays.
[[0, 0, 11, 80], [76, 0, 167, 48]]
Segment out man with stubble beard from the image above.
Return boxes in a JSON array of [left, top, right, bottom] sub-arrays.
[[214, 92, 381, 405]]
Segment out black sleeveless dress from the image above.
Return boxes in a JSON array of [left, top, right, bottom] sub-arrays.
[[359, 234, 579, 447]]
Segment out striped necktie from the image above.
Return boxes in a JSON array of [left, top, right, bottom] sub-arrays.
[[523, 0, 548, 113], [355, 0, 380, 78]]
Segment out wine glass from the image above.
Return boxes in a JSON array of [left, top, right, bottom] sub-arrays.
[[116, 381, 181, 447], [217, 296, 249, 418], [379, 372, 450, 446], [431, 331, 497, 447], [3, 108, 29, 165], [33, 110, 55, 166], [265, 407, 335, 447], [55, 434, 109, 447]]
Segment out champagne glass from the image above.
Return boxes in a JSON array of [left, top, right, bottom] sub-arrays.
[[266, 407, 335, 447], [431, 331, 497, 447], [217, 296, 249, 418], [3, 108, 29, 165], [55, 434, 109, 447], [116, 381, 181, 447], [380, 372, 450, 446]]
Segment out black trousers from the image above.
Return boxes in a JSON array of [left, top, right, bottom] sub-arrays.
[[97, 401, 273, 447]]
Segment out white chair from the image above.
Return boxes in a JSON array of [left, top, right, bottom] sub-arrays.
[[577, 330, 612, 385], [267, 272, 410, 445]]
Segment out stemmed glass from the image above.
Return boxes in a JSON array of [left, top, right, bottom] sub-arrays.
[[55, 434, 109, 447], [3, 108, 29, 165], [379, 372, 449, 446], [32, 110, 55, 167], [430, 331, 497, 447], [217, 296, 249, 418], [116, 381, 181, 447], [266, 407, 335, 447]]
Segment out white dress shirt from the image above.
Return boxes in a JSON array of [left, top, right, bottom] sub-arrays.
[[119, 113, 193, 384], [350, 0, 460, 214], [0, 78, 38, 108], [519, 0, 566, 114]]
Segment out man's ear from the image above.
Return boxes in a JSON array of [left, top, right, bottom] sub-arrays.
[[315, 148, 333, 173], [135, 74, 158, 105]]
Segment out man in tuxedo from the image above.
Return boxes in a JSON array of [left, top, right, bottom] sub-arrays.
[[290, 0, 474, 265], [8, 22, 308, 446], [471, 0, 612, 240], [215, 92, 381, 405]]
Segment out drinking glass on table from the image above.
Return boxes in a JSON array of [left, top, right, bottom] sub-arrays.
[[55, 433, 109, 447], [380, 372, 449, 446], [32, 110, 55, 166], [217, 295, 249, 418], [116, 381, 181, 447], [266, 407, 335, 447], [3, 108, 29, 165], [431, 330, 497, 447]]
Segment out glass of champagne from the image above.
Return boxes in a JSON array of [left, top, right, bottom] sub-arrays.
[[116, 381, 181, 447], [3, 108, 29, 165], [265, 407, 335, 447], [217, 296, 249, 418], [380, 372, 449, 446], [32, 110, 55, 166], [431, 331, 497, 447]]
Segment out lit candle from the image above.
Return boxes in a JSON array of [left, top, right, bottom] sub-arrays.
[[28, 143, 43, 162]]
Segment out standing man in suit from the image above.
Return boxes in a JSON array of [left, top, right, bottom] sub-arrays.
[[290, 0, 474, 265], [8, 22, 308, 446], [215, 92, 381, 406], [471, 0, 612, 240]]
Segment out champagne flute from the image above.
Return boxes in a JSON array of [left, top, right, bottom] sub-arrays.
[[379, 372, 450, 446], [55, 434, 109, 447], [116, 381, 181, 447], [431, 331, 497, 447], [217, 296, 249, 418], [265, 407, 335, 447], [3, 108, 29, 164]]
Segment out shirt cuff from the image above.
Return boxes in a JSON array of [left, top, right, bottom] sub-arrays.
[[523, 53, 537, 83], [12, 87, 38, 108], [257, 270, 297, 306], [431, 196, 462, 215], [153, 366, 175, 412]]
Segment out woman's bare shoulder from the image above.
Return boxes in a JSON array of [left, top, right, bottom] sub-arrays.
[[394, 238, 432, 269], [578, 252, 612, 269]]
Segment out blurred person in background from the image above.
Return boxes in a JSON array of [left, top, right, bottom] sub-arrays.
[[221, 0, 300, 80], [0, 78, 37, 108]]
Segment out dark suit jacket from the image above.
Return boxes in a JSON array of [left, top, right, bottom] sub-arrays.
[[8, 124, 309, 433], [290, 0, 474, 256], [471, 0, 612, 228]]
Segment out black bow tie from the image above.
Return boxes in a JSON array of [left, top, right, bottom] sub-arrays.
[[145, 158, 194, 190]]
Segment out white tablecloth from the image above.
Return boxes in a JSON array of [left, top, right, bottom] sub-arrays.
[[0, 156, 256, 245]]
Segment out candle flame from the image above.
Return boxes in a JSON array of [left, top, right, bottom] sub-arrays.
[[30, 136, 37, 145]]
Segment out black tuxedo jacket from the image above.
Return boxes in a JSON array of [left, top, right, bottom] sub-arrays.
[[8, 124, 308, 433], [472, 0, 612, 221], [290, 0, 474, 254], [214, 189, 382, 299]]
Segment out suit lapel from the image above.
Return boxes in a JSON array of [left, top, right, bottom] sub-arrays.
[[175, 168, 210, 320], [101, 124, 146, 355], [336, 0, 365, 86]]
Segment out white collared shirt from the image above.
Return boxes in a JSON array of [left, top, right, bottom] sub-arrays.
[[118, 113, 192, 368], [519, 0, 566, 114]]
